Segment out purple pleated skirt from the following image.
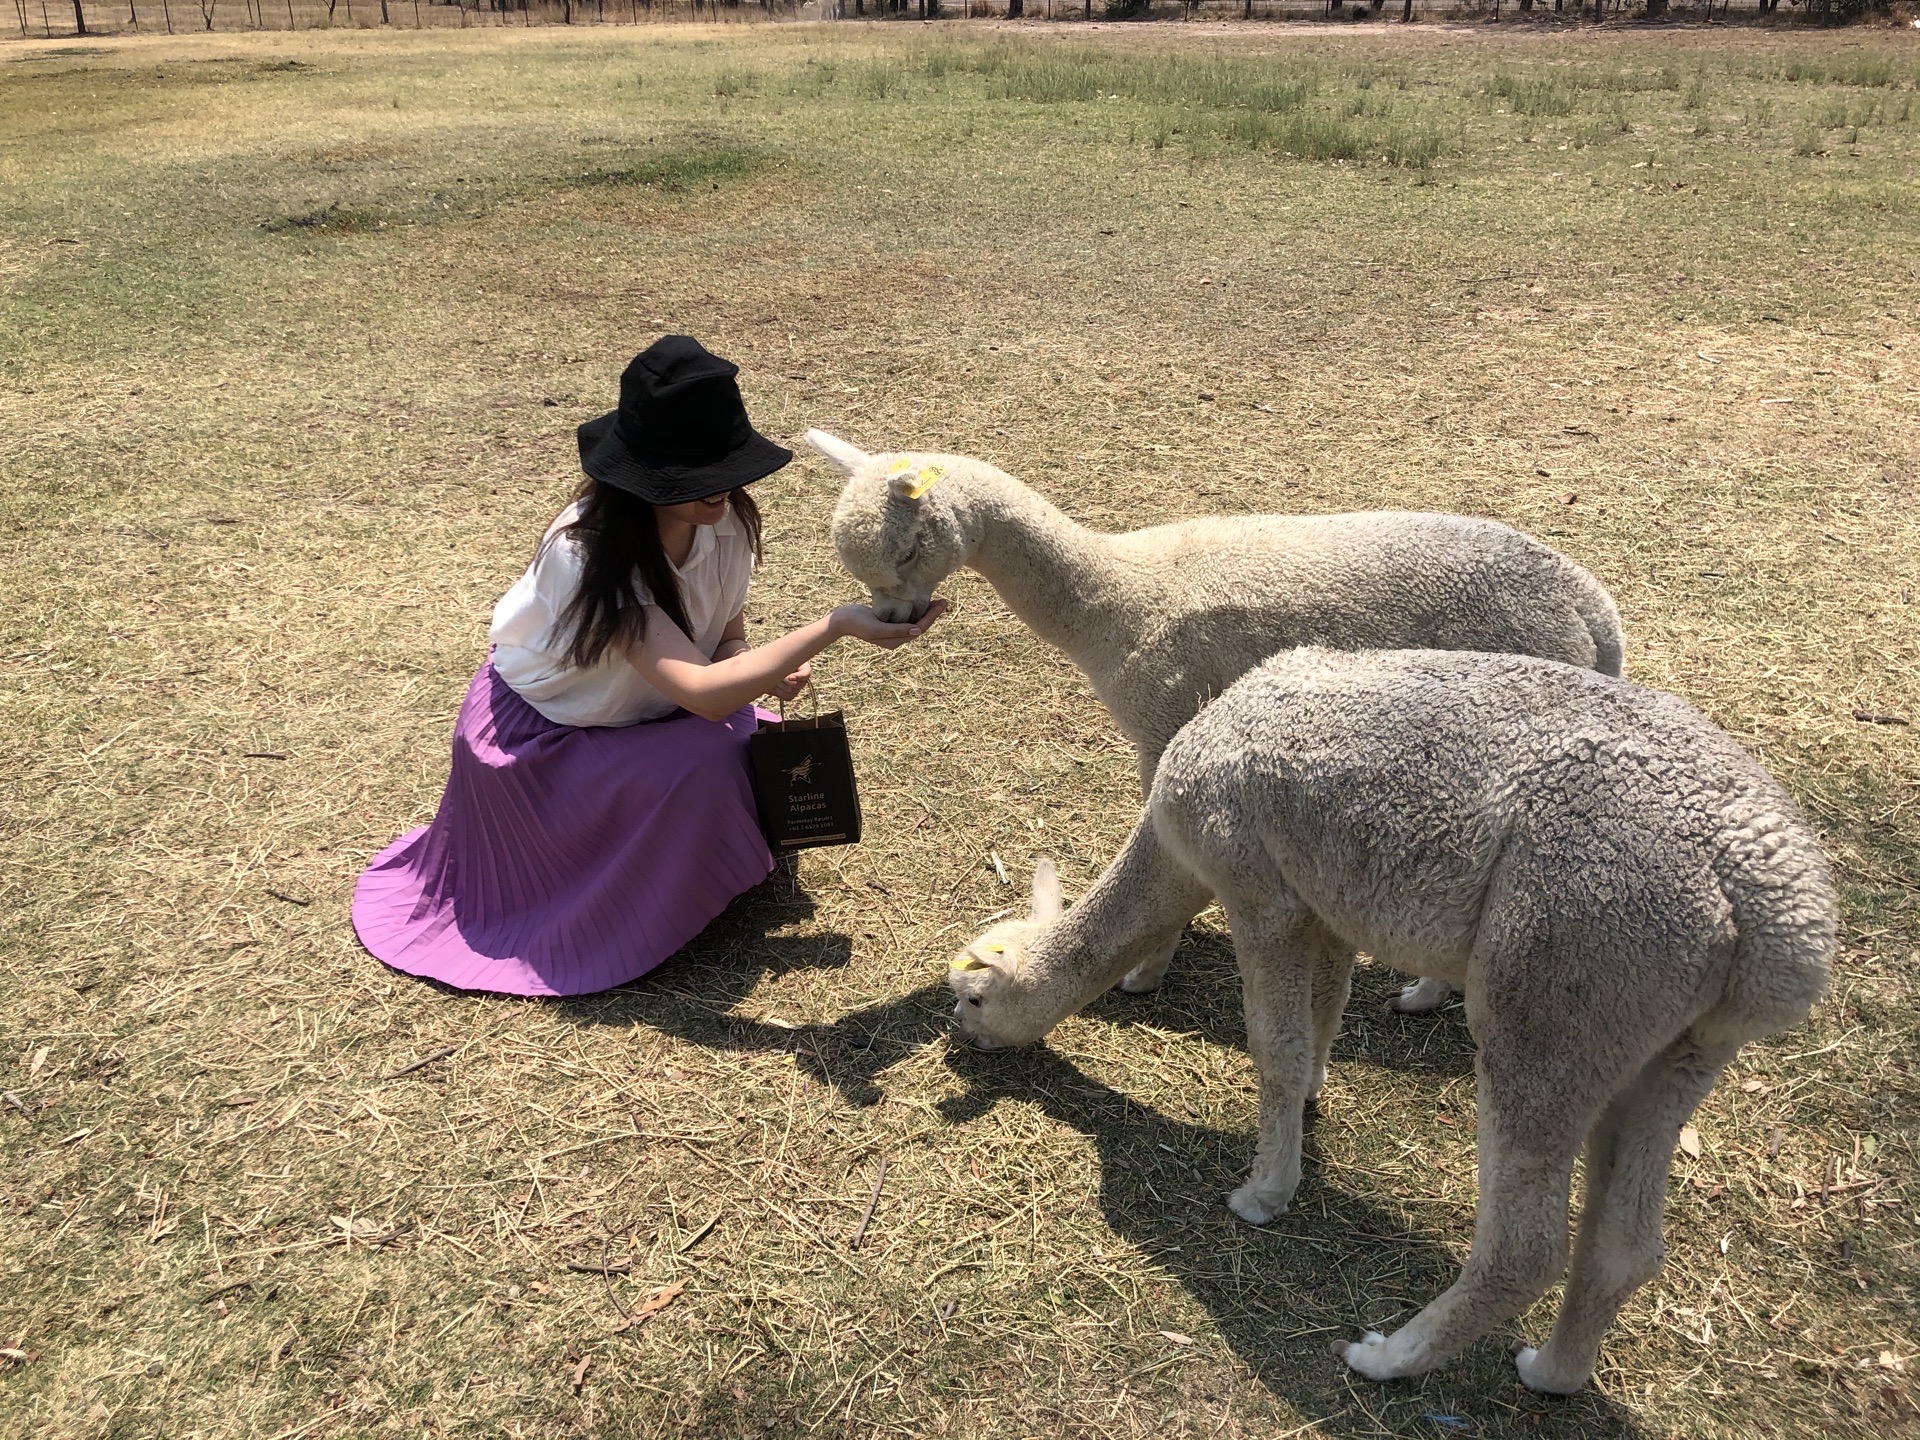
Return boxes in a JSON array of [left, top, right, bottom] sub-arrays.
[[352, 661, 775, 997]]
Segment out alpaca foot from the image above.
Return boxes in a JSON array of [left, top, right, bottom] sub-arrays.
[[1386, 976, 1452, 1014], [1227, 1180, 1289, 1226], [1336, 1330, 1396, 1380], [1513, 1344, 1590, 1395], [1338, 1327, 1427, 1382], [1308, 1058, 1329, 1100]]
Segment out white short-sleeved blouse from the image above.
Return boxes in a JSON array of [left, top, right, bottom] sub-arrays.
[[488, 502, 754, 728]]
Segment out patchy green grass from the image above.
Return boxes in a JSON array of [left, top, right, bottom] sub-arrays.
[[1, 19, 1916, 1440]]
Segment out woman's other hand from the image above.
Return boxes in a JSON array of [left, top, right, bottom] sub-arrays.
[[829, 598, 950, 651], [764, 663, 812, 703]]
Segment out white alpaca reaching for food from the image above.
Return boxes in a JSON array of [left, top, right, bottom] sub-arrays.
[[811, 428, 1623, 1003], [949, 648, 1834, 1393]]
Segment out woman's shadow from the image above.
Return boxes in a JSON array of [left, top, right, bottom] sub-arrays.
[[559, 888, 1644, 1437], [555, 871, 948, 1108]]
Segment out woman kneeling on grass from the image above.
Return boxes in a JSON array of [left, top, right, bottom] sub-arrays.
[[353, 336, 945, 997]]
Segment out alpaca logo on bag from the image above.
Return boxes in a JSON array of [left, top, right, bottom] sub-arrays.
[[786, 755, 814, 786]]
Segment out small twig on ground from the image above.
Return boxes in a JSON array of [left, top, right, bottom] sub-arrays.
[[599, 1237, 630, 1324], [265, 889, 311, 907], [327, 1218, 412, 1250], [2, 1092, 31, 1122], [199, 1278, 255, 1305], [380, 1046, 457, 1082], [1852, 710, 1910, 727], [1123, 1352, 1192, 1384], [570, 1353, 592, 1394], [679, 1213, 721, 1254], [566, 1258, 632, 1275], [242, 751, 288, 759], [848, 1156, 888, 1252]]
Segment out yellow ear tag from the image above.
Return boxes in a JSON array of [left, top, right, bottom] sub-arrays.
[[950, 955, 990, 972], [903, 465, 943, 500], [888, 458, 914, 475], [983, 942, 1005, 954]]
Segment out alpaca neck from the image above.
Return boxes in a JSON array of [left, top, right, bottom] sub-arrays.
[[961, 472, 1143, 671], [1019, 819, 1211, 1028]]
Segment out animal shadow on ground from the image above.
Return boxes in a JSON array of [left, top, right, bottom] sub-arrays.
[[937, 1044, 1648, 1439], [1088, 928, 1479, 1084], [562, 872, 1473, 1106], [562, 882, 1641, 1433]]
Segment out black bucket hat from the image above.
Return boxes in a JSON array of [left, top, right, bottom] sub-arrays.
[[576, 336, 793, 504]]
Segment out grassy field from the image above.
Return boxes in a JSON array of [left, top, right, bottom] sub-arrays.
[[2, 18, 1917, 1440]]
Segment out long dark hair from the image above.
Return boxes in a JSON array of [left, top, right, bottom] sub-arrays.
[[544, 479, 763, 670]]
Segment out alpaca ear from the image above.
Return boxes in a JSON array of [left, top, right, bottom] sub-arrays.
[[805, 428, 869, 474], [951, 941, 1006, 973], [1030, 859, 1062, 923], [887, 461, 945, 502]]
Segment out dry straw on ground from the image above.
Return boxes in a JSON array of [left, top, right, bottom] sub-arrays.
[[1, 18, 1915, 1440]]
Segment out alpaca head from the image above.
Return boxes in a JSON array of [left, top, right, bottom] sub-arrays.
[[947, 859, 1066, 1050], [810, 428, 981, 623]]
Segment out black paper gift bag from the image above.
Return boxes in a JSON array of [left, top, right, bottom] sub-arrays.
[[748, 710, 863, 851]]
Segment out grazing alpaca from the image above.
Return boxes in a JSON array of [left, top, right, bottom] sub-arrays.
[[812, 428, 1624, 1003], [950, 649, 1834, 1393]]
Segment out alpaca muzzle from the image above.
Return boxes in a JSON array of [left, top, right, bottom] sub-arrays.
[[871, 587, 932, 624]]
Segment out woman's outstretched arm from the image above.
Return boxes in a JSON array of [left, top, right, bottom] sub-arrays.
[[624, 600, 948, 723]]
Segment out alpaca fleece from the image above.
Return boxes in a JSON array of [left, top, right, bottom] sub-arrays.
[[951, 649, 1834, 1393]]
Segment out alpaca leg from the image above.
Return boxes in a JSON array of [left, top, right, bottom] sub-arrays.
[[1341, 1080, 1580, 1380], [1225, 910, 1319, 1225], [1119, 745, 1186, 994], [1388, 975, 1454, 1013], [1307, 924, 1356, 1099], [1514, 1037, 1737, 1394]]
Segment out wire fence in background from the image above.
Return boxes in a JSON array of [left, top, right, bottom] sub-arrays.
[[3, 0, 1873, 42]]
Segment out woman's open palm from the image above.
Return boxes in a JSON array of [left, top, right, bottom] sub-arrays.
[[832, 598, 950, 650]]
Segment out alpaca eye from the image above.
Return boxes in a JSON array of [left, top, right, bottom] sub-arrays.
[[898, 543, 919, 570], [967, 996, 982, 1007]]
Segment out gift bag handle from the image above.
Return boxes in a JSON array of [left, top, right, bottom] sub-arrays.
[[776, 668, 825, 725]]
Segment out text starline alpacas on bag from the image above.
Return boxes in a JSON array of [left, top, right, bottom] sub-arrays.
[[811, 426, 1626, 1007], [949, 648, 1835, 1394]]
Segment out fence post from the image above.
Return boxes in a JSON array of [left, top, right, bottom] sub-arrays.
[[71, 0, 86, 30]]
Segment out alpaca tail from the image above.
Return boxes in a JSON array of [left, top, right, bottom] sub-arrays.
[[1703, 810, 1837, 1048], [1566, 562, 1626, 678]]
